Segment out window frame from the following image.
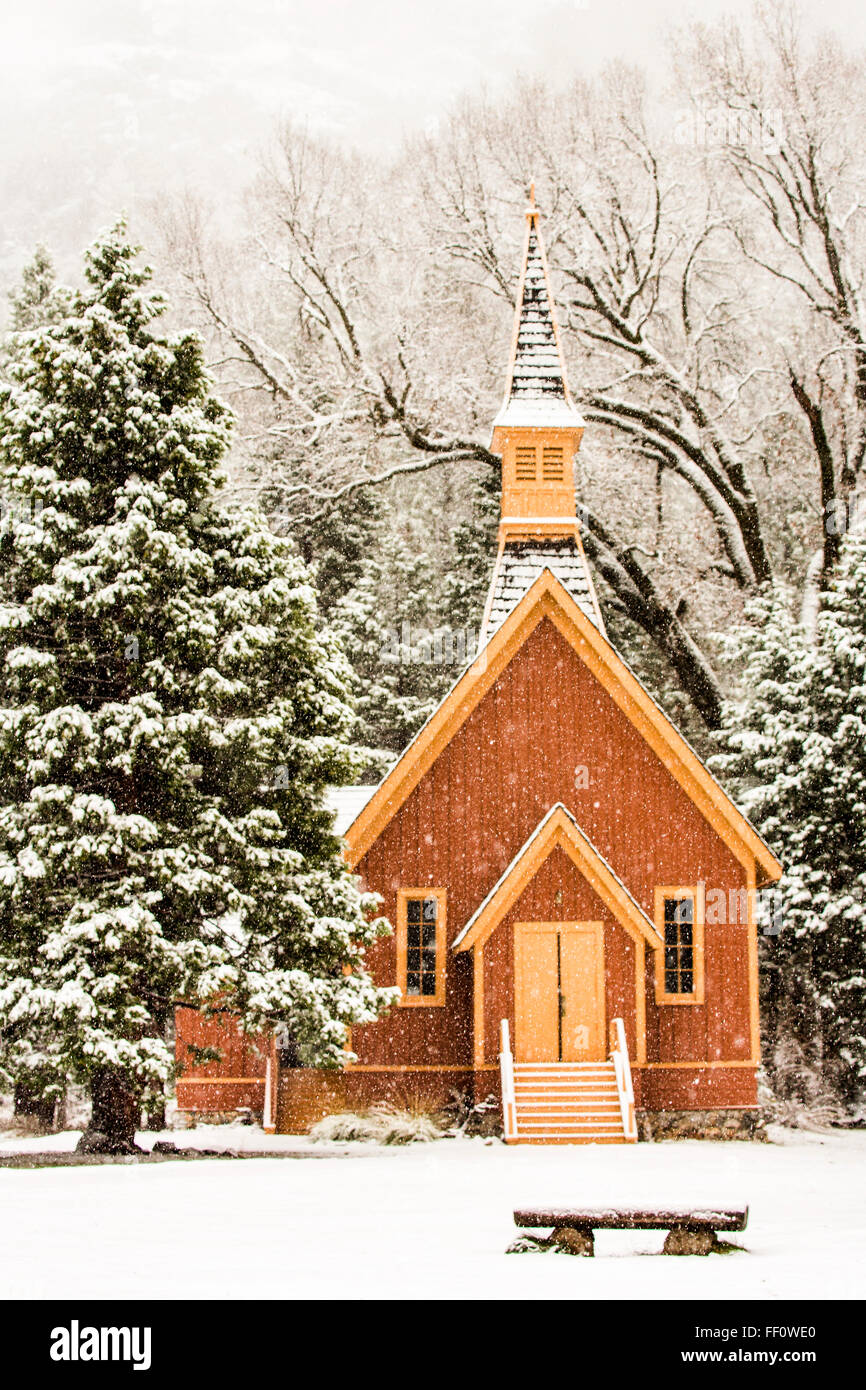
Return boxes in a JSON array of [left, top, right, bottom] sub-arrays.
[[396, 888, 447, 1007], [653, 884, 705, 1006]]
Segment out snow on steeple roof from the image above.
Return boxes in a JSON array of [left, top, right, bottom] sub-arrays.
[[482, 540, 603, 643], [492, 187, 585, 435], [511, 223, 565, 398]]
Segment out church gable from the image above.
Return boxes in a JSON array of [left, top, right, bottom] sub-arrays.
[[452, 803, 659, 954], [348, 571, 780, 901], [351, 577, 773, 971]]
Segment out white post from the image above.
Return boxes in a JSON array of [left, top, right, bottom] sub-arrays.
[[609, 1016, 637, 1142], [499, 1018, 518, 1142], [263, 1038, 277, 1135]]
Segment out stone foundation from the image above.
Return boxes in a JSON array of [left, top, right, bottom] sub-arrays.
[[637, 1108, 766, 1142], [171, 1107, 261, 1130]]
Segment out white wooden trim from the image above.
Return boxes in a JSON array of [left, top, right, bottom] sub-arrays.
[[499, 1019, 518, 1141], [609, 1017, 637, 1142]]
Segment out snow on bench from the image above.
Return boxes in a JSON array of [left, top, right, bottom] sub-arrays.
[[510, 1205, 748, 1256]]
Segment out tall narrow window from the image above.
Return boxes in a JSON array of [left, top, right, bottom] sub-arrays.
[[396, 889, 447, 1006], [654, 886, 705, 1004], [515, 445, 537, 481], [664, 897, 694, 993]]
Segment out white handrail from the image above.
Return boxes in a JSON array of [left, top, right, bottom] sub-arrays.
[[263, 1036, 278, 1134], [499, 1018, 518, 1141], [263, 1057, 274, 1134], [609, 1016, 637, 1142]]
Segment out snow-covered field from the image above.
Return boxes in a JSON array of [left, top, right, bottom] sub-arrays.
[[1, 1126, 864, 1300]]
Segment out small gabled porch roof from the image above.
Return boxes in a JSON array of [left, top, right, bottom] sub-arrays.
[[452, 803, 661, 954]]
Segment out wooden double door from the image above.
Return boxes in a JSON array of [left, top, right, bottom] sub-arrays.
[[514, 921, 606, 1062]]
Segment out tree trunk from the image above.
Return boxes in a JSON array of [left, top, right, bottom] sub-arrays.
[[78, 1067, 143, 1154], [13, 1078, 58, 1130]]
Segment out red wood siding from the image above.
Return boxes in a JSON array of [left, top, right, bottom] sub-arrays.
[[277, 1069, 473, 1134], [353, 616, 753, 1073], [175, 1006, 267, 1113], [635, 1066, 757, 1110]]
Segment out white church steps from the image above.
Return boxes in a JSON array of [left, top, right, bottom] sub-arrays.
[[499, 1018, 639, 1144], [512, 1061, 625, 1143]]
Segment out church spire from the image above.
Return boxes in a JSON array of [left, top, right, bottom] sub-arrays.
[[481, 192, 604, 643], [493, 184, 583, 436]]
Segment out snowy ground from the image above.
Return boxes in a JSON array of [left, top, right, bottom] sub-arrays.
[[0, 1125, 864, 1300], [0, 1123, 321, 1156]]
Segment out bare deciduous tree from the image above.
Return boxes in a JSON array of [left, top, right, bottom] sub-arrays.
[[681, 0, 866, 597], [153, 11, 866, 727]]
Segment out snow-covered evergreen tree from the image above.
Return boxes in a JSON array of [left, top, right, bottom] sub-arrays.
[[6, 246, 71, 335], [712, 543, 866, 1113], [440, 466, 499, 636], [0, 223, 394, 1150], [291, 486, 383, 617], [331, 514, 461, 759]]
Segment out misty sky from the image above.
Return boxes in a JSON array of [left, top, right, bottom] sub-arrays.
[[1, 0, 865, 282]]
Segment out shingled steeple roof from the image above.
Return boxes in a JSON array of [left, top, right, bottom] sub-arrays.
[[492, 186, 585, 434]]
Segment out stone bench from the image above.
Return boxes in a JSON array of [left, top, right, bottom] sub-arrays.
[[510, 1205, 749, 1256]]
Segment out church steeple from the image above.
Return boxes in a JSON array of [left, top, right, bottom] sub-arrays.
[[481, 191, 604, 643], [491, 186, 585, 529]]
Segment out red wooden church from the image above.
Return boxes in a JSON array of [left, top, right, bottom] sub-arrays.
[[177, 196, 782, 1143]]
